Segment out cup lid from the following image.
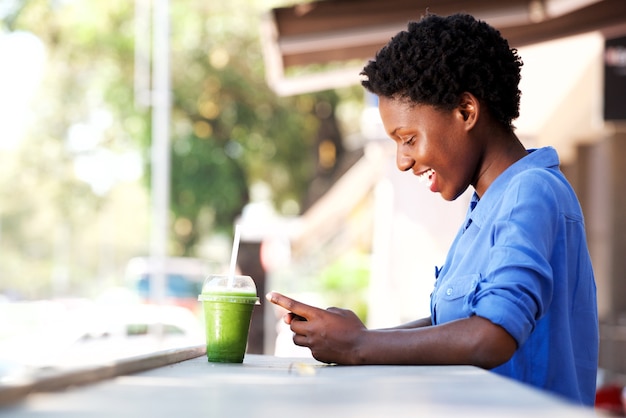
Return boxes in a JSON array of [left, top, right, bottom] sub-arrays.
[[198, 274, 259, 304], [198, 294, 260, 304]]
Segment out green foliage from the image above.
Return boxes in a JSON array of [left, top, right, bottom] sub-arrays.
[[316, 252, 371, 322], [0, 1, 151, 298], [0, 0, 337, 297], [170, 133, 249, 252], [161, 0, 324, 252]]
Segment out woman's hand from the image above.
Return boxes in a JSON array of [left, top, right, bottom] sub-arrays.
[[266, 291, 367, 365], [266, 291, 516, 368]]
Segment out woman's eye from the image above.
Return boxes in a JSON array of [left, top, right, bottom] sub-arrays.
[[403, 136, 414, 146]]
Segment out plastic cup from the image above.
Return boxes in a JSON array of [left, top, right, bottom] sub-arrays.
[[198, 274, 260, 363]]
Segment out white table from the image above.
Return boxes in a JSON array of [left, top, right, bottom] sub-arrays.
[[0, 347, 599, 417]]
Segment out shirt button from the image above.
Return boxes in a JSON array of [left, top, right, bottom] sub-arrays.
[[446, 288, 452, 296]]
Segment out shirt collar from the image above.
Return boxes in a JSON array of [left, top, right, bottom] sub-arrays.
[[464, 147, 560, 229]]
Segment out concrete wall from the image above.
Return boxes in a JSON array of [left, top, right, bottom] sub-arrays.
[[570, 131, 626, 377]]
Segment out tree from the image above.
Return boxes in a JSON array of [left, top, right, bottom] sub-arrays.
[[0, 0, 345, 297], [165, 0, 341, 253]]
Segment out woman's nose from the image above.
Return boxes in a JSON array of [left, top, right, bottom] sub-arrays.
[[396, 149, 414, 172]]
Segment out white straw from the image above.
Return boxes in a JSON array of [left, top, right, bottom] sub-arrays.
[[227, 224, 242, 288]]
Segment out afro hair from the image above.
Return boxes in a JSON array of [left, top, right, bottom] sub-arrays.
[[361, 13, 523, 132]]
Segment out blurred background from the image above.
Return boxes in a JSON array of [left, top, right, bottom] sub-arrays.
[[1, 0, 625, 407]]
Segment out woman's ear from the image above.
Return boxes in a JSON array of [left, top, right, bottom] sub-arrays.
[[457, 92, 479, 129]]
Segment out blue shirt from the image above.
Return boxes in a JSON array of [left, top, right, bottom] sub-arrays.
[[430, 147, 598, 406]]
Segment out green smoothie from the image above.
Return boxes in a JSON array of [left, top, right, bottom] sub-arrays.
[[198, 275, 259, 363]]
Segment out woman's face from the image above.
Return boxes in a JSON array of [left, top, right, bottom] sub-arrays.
[[378, 96, 480, 201]]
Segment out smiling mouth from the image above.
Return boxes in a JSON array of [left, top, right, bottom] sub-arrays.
[[416, 168, 435, 183]]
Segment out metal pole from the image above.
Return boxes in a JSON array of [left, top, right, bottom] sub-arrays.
[[134, 0, 151, 108], [150, 0, 170, 333]]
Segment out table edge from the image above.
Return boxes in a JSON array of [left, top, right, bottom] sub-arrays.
[[0, 344, 206, 407]]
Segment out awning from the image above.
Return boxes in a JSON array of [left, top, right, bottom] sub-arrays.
[[260, 0, 626, 95]]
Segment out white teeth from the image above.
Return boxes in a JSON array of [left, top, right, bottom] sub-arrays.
[[418, 168, 434, 183]]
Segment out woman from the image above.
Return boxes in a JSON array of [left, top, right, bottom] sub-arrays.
[[267, 13, 598, 406]]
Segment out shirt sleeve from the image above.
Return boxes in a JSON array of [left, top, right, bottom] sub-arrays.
[[465, 170, 560, 346]]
